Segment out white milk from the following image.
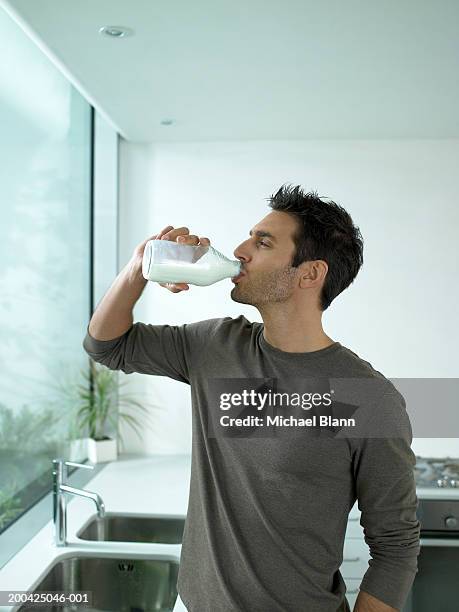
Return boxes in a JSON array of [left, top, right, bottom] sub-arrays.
[[142, 240, 241, 286]]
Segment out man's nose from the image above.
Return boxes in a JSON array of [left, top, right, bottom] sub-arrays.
[[233, 242, 251, 263]]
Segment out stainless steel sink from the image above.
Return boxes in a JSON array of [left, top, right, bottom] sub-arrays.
[[77, 514, 185, 544], [18, 554, 179, 612]]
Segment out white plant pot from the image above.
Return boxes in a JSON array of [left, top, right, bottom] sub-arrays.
[[69, 438, 88, 462], [87, 437, 118, 463]]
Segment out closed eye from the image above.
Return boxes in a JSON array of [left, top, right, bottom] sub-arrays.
[[258, 240, 270, 248]]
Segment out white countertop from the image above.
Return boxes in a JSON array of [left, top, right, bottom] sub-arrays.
[[0, 454, 191, 612], [415, 486, 459, 500], [0, 453, 457, 612]]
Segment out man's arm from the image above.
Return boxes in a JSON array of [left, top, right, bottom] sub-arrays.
[[349, 389, 420, 611], [83, 225, 215, 382], [353, 589, 397, 612], [88, 225, 204, 341], [88, 257, 147, 340]]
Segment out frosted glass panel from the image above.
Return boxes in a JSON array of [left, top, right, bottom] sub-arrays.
[[0, 6, 91, 531]]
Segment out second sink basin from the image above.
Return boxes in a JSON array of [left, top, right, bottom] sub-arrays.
[[77, 513, 185, 544], [18, 553, 179, 612]]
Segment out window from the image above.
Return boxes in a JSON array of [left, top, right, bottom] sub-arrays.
[[0, 6, 92, 534]]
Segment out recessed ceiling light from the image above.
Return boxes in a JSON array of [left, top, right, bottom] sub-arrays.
[[99, 26, 134, 38], [160, 119, 174, 126]]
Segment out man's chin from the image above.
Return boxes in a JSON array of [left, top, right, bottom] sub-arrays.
[[230, 286, 253, 305]]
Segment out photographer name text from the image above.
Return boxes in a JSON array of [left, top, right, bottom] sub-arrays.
[[219, 414, 356, 428]]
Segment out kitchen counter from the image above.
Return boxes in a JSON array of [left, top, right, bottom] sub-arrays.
[[0, 453, 455, 612], [0, 454, 191, 612]]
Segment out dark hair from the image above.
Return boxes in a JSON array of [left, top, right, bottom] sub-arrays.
[[267, 183, 364, 311]]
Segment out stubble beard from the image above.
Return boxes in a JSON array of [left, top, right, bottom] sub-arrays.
[[230, 265, 298, 306]]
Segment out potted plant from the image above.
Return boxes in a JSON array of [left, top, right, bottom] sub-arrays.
[[71, 360, 153, 463]]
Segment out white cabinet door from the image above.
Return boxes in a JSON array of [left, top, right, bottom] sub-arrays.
[[345, 514, 364, 538], [341, 539, 370, 578], [344, 578, 360, 610]]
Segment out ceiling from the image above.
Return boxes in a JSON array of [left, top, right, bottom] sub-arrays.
[[2, 0, 459, 143]]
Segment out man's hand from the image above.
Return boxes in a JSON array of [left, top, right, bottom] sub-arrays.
[[353, 590, 398, 612], [131, 225, 211, 293]]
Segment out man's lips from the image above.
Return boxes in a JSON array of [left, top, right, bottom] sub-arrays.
[[231, 270, 247, 283]]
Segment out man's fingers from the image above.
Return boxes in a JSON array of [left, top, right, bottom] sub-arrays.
[[159, 282, 190, 292], [148, 227, 210, 246], [153, 225, 174, 240], [144, 225, 174, 242], [161, 227, 189, 241], [177, 234, 200, 245], [177, 235, 211, 246]]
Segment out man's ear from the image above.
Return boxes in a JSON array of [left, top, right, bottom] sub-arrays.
[[298, 260, 328, 289]]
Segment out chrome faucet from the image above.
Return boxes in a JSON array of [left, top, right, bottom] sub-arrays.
[[52, 458, 106, 547]]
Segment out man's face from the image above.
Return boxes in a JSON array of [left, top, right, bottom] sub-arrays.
[[230, 211, 300, 306]]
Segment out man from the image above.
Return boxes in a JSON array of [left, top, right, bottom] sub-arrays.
[[83, 184, 420, 612]]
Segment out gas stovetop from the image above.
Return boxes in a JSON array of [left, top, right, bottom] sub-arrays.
[[415, 456, 459, 488], [415, 457, 459, 534]]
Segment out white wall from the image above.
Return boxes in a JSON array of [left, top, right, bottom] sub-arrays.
[[117, 139, 459, 457]]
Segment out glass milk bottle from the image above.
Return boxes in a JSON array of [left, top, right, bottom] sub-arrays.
[[142, 239, 241, 286]]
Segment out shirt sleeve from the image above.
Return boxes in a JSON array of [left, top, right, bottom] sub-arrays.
[[350, 390, 421, 610], [82, 319, 220, 384]]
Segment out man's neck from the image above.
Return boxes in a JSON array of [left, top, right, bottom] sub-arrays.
[[259, 304, 335, 353]]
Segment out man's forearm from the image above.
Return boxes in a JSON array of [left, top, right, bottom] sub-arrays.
[[354, 590, 398, 612], [88, 258, 147, 341]]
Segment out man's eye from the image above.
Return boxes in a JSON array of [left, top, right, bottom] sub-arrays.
[[258, 240, 269, 248]]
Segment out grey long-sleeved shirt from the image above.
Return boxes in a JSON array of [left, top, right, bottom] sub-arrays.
[[83, 315, 420, 612]]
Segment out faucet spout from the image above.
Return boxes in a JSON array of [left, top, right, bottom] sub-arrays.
[[60, 484, 106, 518], [52, 458, 106, 546]]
